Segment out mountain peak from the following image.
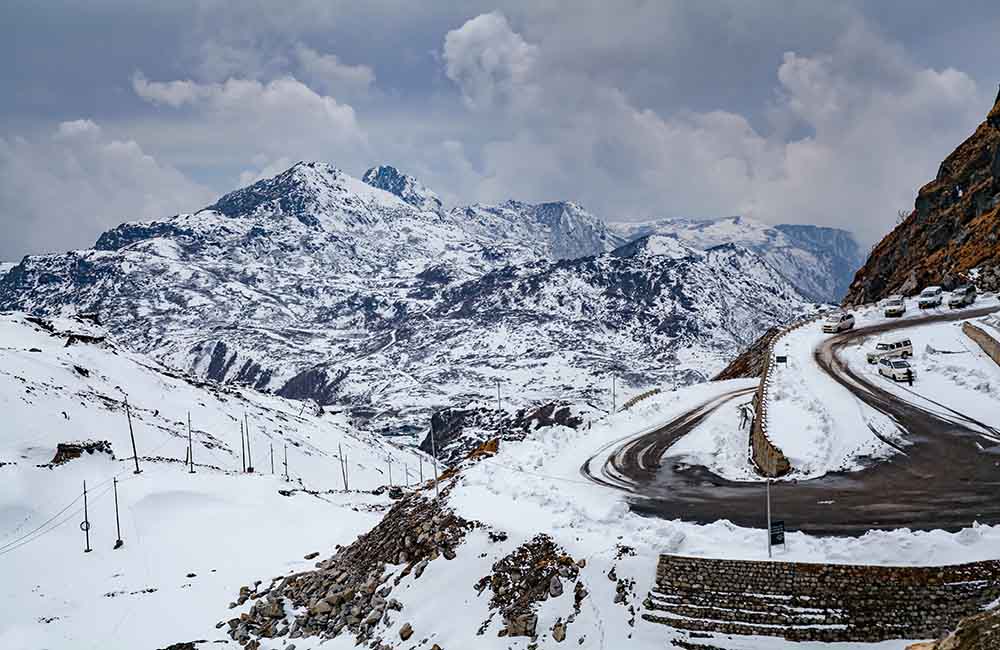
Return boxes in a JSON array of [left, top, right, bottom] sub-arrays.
[[362, 165, 443, 213]]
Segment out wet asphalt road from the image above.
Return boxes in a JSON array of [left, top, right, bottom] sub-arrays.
[[581, 306, 1000, 536]]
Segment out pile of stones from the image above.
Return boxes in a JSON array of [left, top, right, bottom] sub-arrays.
[[474, 533, 587, 640], [223, 489, 475, 648]]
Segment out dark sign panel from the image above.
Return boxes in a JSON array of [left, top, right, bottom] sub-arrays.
[[770, 521, 785, 546]]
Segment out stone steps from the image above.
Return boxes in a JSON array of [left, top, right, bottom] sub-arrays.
[[644, 555, 1000, 643]]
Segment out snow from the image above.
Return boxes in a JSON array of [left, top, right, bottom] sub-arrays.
[[0, 313, 429, 649], [4, 309, 999, 649]]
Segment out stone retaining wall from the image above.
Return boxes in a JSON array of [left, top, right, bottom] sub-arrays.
[[962, 321, 1000, 367], [644, 554, 1000, 643]]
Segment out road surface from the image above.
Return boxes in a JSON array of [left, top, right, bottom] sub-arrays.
[[582, 306, 1000, 536]]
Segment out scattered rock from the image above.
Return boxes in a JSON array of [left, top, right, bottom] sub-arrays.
[[303, 552, 319, 560], [399, 622, 413, 640]]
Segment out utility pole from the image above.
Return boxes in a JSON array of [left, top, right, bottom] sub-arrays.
[[113, 477, 124, 549], [244, 413, 254, 473], [270, 442, 274, 475], [240, 421, 246, 473], [283, 444, 289, 482], [338, 443, 347, 490], [612, 374, 617, 413], [124, 397, 141, 474], [495, 379, 502, 411], [404, 463, 409, 487], [430, 425, 440, 501], [187, 412, 195, 474], [766, 479, 772, 560], [387, 458, 393, 487], [81, 481, 92, 553], [419, 456, 424, 483]]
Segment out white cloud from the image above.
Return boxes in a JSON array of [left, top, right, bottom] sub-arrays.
[[438, 13, 986, 244], [0, 121, 214, 260], [443, 12, 539, 111], [293, 45, 374, 96], [130, 74, 369, 179]]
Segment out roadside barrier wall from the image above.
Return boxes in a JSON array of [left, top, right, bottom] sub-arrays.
[[962, 320, 1000, 367]]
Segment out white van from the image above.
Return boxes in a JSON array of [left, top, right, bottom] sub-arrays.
[[822, 312, 855, 333], [918, 286, 943, 309], [866, 338, 913, 364]]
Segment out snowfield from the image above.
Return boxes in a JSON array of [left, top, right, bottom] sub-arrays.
[[3, 307, 1000, 649]]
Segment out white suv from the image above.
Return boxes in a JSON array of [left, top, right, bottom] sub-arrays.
[[918, 286, 943, 309], [867, 338, 913, 364], [883, 295, 906, 317], [822, 312, 855, 333], [878, 357, 915, 382]]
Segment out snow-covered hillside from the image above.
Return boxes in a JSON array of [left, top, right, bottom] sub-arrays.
[[610, 216, 864, 303], [0, 163, 812, 445], [0, 312, 430, 649]]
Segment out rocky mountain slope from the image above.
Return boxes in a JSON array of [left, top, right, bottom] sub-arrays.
[[845, 87, 1000, 305], [611, 216, 863, 303], [0, 162, 813, 443]]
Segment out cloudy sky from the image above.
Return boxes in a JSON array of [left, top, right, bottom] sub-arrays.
[[2, 1, 998, 260]]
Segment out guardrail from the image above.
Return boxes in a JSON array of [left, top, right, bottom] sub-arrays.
[[620, 388, 662, 411], [749, 313, 823, 477]]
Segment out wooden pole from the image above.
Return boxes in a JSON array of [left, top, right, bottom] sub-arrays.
[[283, 444, 289, 482], [270, 442, 274, 474], [124, 397, 141, 474], [240, 421, 246, 473], [187, 411, 195, 474], [244, 413, 254, 473], [82, 481, 92, 553], [113, 477, 123, 549]]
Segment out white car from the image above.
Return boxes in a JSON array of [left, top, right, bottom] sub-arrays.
[[883, 295, 906, 317], [948, 285, 977, 308], [822, 312, 855, 333], [866, 338, 913, 364], [878, 357, 915, 382], [918, 286, 943, 309]]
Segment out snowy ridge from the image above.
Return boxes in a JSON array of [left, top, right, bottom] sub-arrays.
[[0, 162, 812, 443], [610, 216, 864, 302]]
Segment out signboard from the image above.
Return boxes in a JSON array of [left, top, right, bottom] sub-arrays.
[[775, 355, 788, 364], [769, 521, 785, 546]]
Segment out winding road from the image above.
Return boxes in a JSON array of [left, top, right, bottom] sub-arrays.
[[582, 306, 1000, 536]]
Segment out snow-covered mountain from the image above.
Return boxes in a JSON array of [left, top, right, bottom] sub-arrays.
[[610, 216, 864, 302], [0, 162, 813, 442], [362, 164, 444, 214]]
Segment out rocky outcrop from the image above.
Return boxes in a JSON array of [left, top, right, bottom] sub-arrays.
[[420, 401, 583, 465], [43, 440, 114, 467], [846, 86, 1000, 305], [906, 605, 1000, 650], [713, 326, 781, 380], [474, 534, 585, 638], [225, 490, 476, 647]]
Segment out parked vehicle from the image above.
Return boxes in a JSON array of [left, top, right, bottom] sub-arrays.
[[948, 284, 977, 308], [822, 312, 855, 333], [883, 295, 906, 317], [878, 357, 915, 382], [917, 286, 943, 309], [867, 338, 913, 364]]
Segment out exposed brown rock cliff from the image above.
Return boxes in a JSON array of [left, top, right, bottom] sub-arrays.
[[845, 86, 1000, 305]]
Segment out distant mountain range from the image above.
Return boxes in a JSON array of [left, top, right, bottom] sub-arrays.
[[0, 162, 839, 442], [610, 216, 864, 303]]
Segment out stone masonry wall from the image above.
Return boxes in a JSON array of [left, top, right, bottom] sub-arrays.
[[644, 555, 1000, 643]]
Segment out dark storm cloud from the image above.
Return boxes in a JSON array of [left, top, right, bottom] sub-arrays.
[[1, 1, 997, 259]]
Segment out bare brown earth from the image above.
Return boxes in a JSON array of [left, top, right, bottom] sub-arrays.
[[582, 307, 1000, 536]]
